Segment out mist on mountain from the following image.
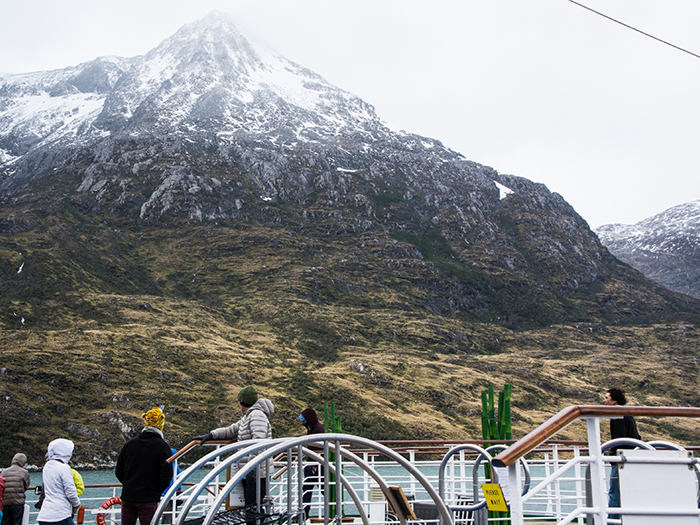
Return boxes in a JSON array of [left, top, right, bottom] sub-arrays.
[[2, 12, 700, 464]]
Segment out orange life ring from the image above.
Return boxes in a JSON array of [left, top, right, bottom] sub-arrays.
[[96, 496, 121, 525]]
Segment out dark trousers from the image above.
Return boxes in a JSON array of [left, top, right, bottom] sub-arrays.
[[242, 471, 267, 525], [120, 500, 158, 525], [39, 519, 75, 525], [2, 505, 25, 525], [302, 465, 325, 518], [608, 463, 621, 519]]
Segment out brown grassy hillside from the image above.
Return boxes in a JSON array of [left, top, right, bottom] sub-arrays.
[[2, 288, 699, 466]]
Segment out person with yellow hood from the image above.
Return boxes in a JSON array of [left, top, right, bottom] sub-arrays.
[[116, 407, 173, 525]]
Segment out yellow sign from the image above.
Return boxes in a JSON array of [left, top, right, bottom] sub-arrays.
[[481, 483, 509, 512]]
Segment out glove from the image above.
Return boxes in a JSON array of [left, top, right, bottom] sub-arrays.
[[196, 432, 213, 445]]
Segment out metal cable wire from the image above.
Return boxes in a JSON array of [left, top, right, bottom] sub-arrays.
[[568, 0, 700, 60]]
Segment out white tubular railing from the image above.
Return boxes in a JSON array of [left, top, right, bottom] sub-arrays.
[[161, 434, 456, 525], [492, 405, 700, 525], [162, 437, 604, 525], [23, 424, 700, 525]]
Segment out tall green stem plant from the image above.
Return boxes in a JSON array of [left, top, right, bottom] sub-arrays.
[[480, 384, 512, 525]]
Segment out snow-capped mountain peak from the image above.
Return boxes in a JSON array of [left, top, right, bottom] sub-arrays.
[[0, 10, 381, 167], [0, 56, 130, 163], [596, 200, 700, 255], [3, 10, 692, 334], [595, 199, 700, 298], [92, 11, 380, 137]]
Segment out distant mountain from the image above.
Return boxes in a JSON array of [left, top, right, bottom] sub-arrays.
[[2, 11, 690, 326], [2, 12, 700, 464], [595, 200, 700, 299]]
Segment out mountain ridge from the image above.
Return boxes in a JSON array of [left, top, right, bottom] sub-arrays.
[[2, 12, 700, 465], [596, 200, 700, 299]]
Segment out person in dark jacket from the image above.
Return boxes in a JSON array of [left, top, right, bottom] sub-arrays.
[[604, 387, 640, 520], [1, 453, 30, 525], [116, 407, 174, 525], [299, 408, 325, 519]]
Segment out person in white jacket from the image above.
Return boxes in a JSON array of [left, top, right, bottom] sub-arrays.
[[37, 439, 81, 525]]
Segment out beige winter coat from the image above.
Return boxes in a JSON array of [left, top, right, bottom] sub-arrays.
[[0, 453, 30, 506], [210, 398, 274, 475]]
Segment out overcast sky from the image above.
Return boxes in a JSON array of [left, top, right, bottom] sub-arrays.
[[1, 0, 699, 228]]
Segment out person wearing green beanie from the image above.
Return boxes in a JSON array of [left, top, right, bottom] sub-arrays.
[[237, 385, 258, 406], [194, 386, 274, 525]]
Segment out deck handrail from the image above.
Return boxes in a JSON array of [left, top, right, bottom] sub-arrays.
[[492, 405, 700, 468], [168, 438, 591, 463]]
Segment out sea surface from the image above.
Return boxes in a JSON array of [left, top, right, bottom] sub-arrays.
[[28, 469, 120, 488]]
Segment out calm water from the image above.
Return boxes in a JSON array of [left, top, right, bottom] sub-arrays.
[[28, 469, 120, 488]]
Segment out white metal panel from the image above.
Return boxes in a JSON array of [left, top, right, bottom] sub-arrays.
[[618, 449, 699, 524]]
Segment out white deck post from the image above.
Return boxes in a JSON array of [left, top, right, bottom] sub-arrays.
[[586, 417, 608, 525], [508, 461, 523, 524]]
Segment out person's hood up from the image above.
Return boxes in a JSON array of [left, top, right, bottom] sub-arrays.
[[301, 408, 319, 426], [251, 398, 274, 418], [46, 438, 74, 463], [301, 407, 325, 434], [11, 453, 27, 467]]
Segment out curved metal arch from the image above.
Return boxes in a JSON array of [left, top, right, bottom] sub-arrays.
[[174, 437, 303, 525], [201, 435, 454, 525], [280, 441, 425, 525], [198, 437, 364, 525], [438, 444, 492, 500], [436, 443, 493, 524], [435, 443, 531, 516], [600, 437, 654, 454], [291, 445, 371, 525], [167, 434, 456, 525], [647, 440, 687, 451], [283, 440, 448, 525], [304, 435, 454, 525], [154, 440, 268, 525], [174, 436, 378, 525]]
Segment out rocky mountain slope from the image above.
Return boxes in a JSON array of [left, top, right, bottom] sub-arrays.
[[596, 200, 700, 299], [2, 12, 700, 465]]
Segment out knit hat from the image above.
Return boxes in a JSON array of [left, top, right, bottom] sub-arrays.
[[237, 385, 258, 406], [142, 407, 165, 430]]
